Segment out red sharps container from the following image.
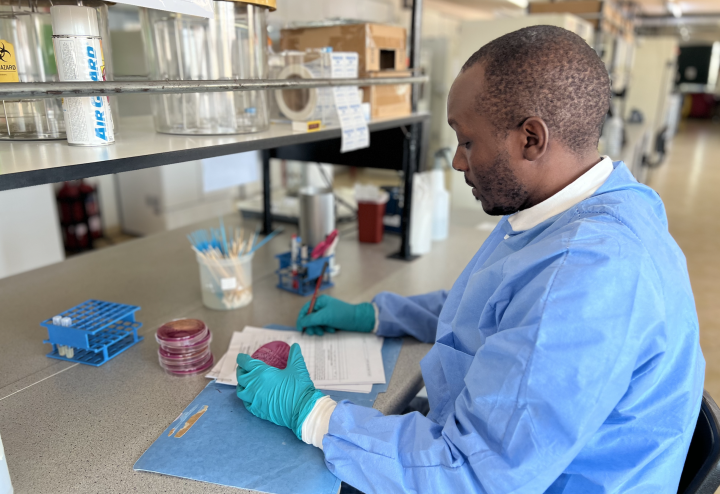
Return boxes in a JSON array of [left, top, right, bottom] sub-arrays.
[[355, 185, 390, 244], [357, 201, 387, 243]]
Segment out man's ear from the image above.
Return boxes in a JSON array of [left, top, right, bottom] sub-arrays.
[[519, 117, 549, 161]]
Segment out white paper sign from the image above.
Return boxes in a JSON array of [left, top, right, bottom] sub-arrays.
[[220, 277, 238, 290], [201, 151, 260, 193], [330, 52, 369, 153]]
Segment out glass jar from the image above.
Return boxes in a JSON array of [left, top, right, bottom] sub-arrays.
[[0, 0, 112, 140], [140, 0, 273, 135]]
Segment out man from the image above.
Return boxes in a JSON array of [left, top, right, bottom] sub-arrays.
[[236, 26, 704, 493]]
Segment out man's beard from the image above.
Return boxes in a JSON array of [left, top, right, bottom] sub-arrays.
[[475, 151, 528, 216]]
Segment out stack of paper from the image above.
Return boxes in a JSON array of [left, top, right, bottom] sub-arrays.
[[207, 327, 386, 393]]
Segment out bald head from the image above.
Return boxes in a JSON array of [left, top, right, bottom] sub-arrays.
[[462, 25, 611, 155]]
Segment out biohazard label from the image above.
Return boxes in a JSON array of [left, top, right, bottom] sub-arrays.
[[0, 40, 19, 83]]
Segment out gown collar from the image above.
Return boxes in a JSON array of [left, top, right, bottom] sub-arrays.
[[507, 156, 614, 233]]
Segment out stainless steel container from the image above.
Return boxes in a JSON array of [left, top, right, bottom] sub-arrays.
[[140, 0, 273, 135], [299, 186, 335, 248]]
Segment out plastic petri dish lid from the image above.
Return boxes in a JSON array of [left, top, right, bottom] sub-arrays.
[[156, 319, 209, 348], [158, 331, 212, 355], [159, 351, 214, 376], [252, 341, 290, 369]]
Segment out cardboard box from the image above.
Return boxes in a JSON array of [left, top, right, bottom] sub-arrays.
[[280, 23, 407, 77], [529, 1, 604, 29], [281, 23, 411, 119], [362, 70, 411, 120]]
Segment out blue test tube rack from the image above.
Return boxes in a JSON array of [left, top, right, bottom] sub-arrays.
[[275, 252, 334, 296], [40, 299, 143, 366]]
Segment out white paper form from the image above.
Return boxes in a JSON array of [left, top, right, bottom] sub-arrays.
[[318, 383, 373, 393], [330, 53, 369, 153], [207, 354, 372, 393], [209, 327, 385, 389]]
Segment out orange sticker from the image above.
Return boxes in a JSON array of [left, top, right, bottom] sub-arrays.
[[174, 405, 209, 438]]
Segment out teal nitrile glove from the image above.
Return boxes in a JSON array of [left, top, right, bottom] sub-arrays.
[[296, 295, 376, 336], [236, 343, 325, 440]]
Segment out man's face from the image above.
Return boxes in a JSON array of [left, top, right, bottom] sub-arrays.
[[447, 64, 530, 216]]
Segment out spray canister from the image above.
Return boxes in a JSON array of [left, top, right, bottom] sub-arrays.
[[50, 5, 114, 146]]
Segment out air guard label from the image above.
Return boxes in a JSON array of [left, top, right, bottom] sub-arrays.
[[53, 35, 114, 146]]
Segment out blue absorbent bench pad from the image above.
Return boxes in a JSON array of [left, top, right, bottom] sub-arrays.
[[134, 326, 403, 493]]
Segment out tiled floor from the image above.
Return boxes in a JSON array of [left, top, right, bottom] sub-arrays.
[[647, 119, 720, 401]]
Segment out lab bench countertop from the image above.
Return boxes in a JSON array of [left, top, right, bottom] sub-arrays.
[[0, 213, 487, 494]]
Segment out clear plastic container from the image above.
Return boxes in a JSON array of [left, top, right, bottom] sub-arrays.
[[197, 252, 253, 310], [0, 0, 113, 140], [139, 0, 272, 135]]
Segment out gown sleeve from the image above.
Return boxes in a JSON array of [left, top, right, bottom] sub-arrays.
[[372, 290, 448, 343], [322, 219, 669, 493]]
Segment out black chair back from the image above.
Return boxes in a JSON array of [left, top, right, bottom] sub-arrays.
[[678, 390, 720, 493]]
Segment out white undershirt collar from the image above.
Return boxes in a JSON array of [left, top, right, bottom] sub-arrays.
[[507, 156, 613, 233]]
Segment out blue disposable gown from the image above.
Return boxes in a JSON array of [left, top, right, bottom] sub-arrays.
[[321, 162, 705, 493]]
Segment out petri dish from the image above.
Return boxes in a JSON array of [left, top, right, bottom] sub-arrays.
[[159, 331, 212, 355], [159, 351, 214, 376], [156, 319, 209, 348], [158, 345, 211, 364], [252, 341, 290, 369], [156, 318, 214, 376]]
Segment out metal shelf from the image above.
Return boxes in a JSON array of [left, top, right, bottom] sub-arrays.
[[0, 0, 428, 260], [0, 113, 430, 191], [0, 76, 428, 99]]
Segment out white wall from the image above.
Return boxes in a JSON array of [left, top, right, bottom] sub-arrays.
[[624, 36, 679, 152], [446, 13, 595, 211], [0, 185, 64, 279], [116, 160, 246, 236], [89, 175, 121, 233], [270, 0, 399, 29]]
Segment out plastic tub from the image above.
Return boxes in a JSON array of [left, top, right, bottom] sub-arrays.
[[139, 0, 273, 135], [197, 253, 253, 310]]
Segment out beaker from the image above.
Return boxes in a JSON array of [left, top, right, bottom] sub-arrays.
[[140, 0, 273, 135], [0, 0, 113, 140], [197, 252, 254, 310]]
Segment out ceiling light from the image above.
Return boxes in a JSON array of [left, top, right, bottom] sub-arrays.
[[507, 0, 529, 8]]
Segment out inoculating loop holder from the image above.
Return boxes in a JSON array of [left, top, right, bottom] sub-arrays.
[[275, 251, 334, 296], [41, 299, 143, 366]]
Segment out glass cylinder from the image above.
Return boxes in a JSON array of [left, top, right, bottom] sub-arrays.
[[0, 0, 112, 140], [140, 1, 270, 135]]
